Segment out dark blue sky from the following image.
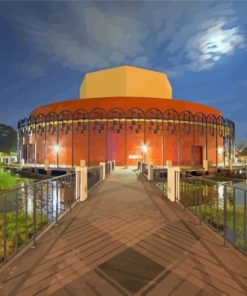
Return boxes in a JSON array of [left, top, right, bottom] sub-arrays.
[[0, 1, 247, 140]]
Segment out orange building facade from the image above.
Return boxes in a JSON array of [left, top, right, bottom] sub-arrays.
[[18, 66, 235, 167]]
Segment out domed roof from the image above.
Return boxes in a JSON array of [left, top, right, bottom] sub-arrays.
[[80, 65, 172, 100]]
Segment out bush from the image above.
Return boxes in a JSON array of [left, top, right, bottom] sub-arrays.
[[0, 210, 48, 261], [0, 171, 17, 190]]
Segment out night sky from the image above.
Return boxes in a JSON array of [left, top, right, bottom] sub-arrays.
[[0, 1, 247, 140]]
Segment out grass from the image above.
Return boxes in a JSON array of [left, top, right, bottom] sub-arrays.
[[189, 204, 246, 249], [0, 210, 47, 262], [203, 175, 242, 183], [0, 171, 17, 190], [179, 183, 246, 251], [156, 179, 247, 251]]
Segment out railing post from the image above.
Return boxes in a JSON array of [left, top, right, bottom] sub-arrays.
[[244, 190, 246, 251], [55, 180, 59, 223], [3, 192, 7, 261], [148, 163, 153, 181], [100, 162, 106, 180], [44, 159, 49, 171], [33, 184, 37, 248], [203, 159, 208, 174], [168, 166, 180, 202], [108, 161, 112, 174], [75, 166, 88, 202], [166, 160, 172, 168], [15, 189, 19, 254], [223, 185, 227, 248]]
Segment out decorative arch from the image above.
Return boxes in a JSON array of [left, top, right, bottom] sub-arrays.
[[107, 108, 126, 133], [145, 108, 163, 134], [72, 109, 89, 120], [35, 113, 46, 135], [46, 112, 58, 135], [180, 110, 194, 134], [126, 107, 145, 119], [163, 109, 179, 134], [206, 114, 217, 136], [194, 112, 206, 135], [58, 110, 72, 121], [145, 108, 163, 119], [126, 108, 145, 133], [89, 108, 107, 119], [216, 115, 225, 137]]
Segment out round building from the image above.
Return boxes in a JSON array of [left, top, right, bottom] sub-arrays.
[[18, 66, 235, 167]]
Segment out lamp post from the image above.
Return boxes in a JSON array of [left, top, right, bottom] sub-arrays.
[[54, 145, 60, 167], [141, 144, 148, 163], [217, 147, 223, 167]]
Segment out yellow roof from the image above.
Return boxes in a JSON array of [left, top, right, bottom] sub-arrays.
[[80, 65, 172, 99]]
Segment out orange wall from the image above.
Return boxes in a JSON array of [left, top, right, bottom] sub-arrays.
[[25, 96, 223, 167], [26, 127, 223, 166]]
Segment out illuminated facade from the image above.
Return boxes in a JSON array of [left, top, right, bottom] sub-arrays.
[[18, 66, 235, 167]]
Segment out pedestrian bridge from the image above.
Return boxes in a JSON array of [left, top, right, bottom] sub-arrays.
[[1, 167, 247, 295]]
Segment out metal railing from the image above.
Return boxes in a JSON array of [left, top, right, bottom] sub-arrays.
[[217, 167, 247, 179], [0, 172, 80, 266], [105, 162, 111, 175], [141, 163, 148, 176], [87, 167, 101, 191], [153, 167, 168, 194], [176, 172, 247, 255]]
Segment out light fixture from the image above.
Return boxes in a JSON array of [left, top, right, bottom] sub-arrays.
[[218, 147, 223, 154], [141, 144, 148, 153], [54, 145, 60, 153]]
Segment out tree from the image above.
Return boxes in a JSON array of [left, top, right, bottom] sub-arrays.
[[0, 124, 17, 153]]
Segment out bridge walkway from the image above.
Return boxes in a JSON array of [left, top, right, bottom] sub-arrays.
[[1, 167, 247, 296]]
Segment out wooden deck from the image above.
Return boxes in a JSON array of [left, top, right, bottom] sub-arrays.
[[1, 167, 247, 296]]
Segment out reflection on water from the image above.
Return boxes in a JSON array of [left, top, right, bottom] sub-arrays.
[[0, 172, 77, 263], [180, 178, 247, 253], [0, 177, 76, 223]]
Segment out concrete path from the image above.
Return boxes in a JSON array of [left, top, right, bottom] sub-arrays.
[[1, 167, 247, 296]]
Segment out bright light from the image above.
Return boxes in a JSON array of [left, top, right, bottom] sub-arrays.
[[141, 144, 148, 153], [54, 145, 60, 153], [218, 147, 223, 154]]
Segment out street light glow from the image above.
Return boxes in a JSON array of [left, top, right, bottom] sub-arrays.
[[141, 144, 148, 153], [54, 145, 60, 153], [218, 147, 223, 154]]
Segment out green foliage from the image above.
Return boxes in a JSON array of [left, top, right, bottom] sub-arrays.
[[239, 147, 247, 156], [0, 124, 17, 153], [0, 171, 17, 190], [0, 210, 48, 261], [178, 181, 247, 252]]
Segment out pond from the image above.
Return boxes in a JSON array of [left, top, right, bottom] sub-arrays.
[[0, 172, 76, 263], [179, 178, 247, 252]]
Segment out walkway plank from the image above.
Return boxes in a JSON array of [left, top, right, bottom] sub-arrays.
[[0, 167, 247, 296]]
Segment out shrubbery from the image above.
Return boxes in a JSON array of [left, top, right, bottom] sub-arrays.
[[0, 210, 47, 262], [0, 171, 17, 190]]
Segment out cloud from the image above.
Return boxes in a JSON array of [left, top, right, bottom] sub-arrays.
[[1, 3, 149, 72], [186, 17, 245, 71], [133, 56, 152, 68], [0, 1, 246, 78], [155, 2, 246, 76], [15, 63, 47, 79]]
